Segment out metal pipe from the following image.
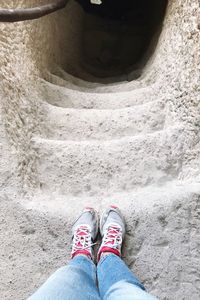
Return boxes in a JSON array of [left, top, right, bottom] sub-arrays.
[[0, 0, 68, 22]]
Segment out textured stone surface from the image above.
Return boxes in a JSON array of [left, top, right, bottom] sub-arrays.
[[0, 0, 200, 299]]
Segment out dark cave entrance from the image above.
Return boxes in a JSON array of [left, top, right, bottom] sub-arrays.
[[75, 0, 168, 79]]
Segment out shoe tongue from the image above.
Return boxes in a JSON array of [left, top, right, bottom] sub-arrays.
[[78, 232, 86, 236], [105, 239, 114, 245], [75, 228, 88, 247], [104, 225, 120, 245], [76, 241, 83, 247], [108, 224, 120, 231], [77, 227, 88, 236], [108, 228, 117, 235]]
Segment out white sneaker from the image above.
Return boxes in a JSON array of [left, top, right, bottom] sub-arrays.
[[71, 207, 98, 259], [98, 206, 126, 261]]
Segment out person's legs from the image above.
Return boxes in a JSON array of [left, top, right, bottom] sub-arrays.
[[28, 255, 100, 300], [97, 254, 157, 300], [97, 206, 158, 300], [28, 207, 100, 300]]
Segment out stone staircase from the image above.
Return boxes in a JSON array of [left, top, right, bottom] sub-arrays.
[[20, 68, 200, 300], [25, 65, 200, 205], [1, 0, 199, 298], [31, 67, 185, 197]]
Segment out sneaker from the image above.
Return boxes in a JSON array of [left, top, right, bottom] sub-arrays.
[[71, 207, 98, 259], [98, 205, 126, 261]]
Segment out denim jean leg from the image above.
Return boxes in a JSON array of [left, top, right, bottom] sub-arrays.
[[97, 254, 159, 300], [28, 256, 100, 300], [103, 281, 159, 300], [97, 254, 145, 298]]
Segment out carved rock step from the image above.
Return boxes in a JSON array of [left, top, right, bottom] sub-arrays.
[[23, 180, 200, 219], [49, 66, 130, 89], [50, 67, 146, 92], [45, 71, 152, 93], [32, 126, 185, 196], [42, 100, 165, 141], [40, 80, 161, 109], [14, 181, 200, 300]]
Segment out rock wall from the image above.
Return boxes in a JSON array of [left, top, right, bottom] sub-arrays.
[[1, 0, 199, 162], [0, 1, 199, 299], [0, 0, 84, 189]]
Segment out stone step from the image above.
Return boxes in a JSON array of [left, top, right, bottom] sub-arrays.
[[49, 66, 142, 91], [42, 100, 165, 140], [45, 70, 151, 94], [40, 80, 160, 109], [50, 66, 131, 88], [16, 180, 200, 300], [23, 180, 200, 219], [32, 126, 185, 196]]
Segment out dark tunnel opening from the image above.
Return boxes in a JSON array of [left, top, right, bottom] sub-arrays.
[[74, 0, 168, 80]]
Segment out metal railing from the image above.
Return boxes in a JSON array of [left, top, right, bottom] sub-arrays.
[[0, 0, 68, 22]]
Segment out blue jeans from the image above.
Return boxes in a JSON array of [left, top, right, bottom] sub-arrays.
[[28, 254, 158, 300]]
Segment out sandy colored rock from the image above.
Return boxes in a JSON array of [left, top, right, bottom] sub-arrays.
[[0, 0, 199, 299]]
